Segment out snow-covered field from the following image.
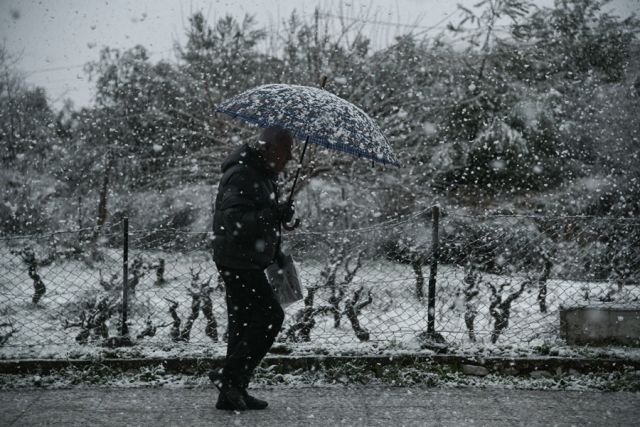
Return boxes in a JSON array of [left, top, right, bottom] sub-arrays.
[[2, 240, 639, 360]]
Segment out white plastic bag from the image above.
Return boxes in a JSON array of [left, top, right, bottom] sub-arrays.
[[266, 254, 303, 307]]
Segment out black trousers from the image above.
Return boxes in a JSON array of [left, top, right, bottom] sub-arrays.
[[216, 265, 285, 389]]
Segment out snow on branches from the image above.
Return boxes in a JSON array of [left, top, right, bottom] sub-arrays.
[[11, 247, 54, 305], [163, 268, 219, 342], [282, 242, 369, 342]]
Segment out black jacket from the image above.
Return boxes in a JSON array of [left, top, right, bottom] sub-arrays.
[[212, 144, 281, 270]]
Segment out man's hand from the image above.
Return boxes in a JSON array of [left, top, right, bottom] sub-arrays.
[[276, 201, 295, 223]]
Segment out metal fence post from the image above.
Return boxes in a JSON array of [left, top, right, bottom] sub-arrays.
[[427, 205, 439, 335], [121, 216, 129, 338], [418, 204, 446, 349]]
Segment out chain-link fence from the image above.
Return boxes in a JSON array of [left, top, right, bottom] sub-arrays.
[[1, 208, 639, 357]]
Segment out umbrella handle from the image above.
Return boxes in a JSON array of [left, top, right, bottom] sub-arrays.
[[282, 218, 301, 231], [282, 136, 308, 233]]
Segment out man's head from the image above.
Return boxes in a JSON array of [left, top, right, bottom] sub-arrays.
[[257, 126, 294, 173]]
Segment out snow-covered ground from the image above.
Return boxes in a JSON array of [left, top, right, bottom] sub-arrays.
[[1, 243, 639, 360], [2, 361, 640, 392]]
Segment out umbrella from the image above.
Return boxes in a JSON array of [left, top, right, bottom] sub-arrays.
[[216, 82, 399, 166], [216, 80, 399, 228]]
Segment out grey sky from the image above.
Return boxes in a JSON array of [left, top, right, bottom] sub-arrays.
[[1, 0, 638, 108]]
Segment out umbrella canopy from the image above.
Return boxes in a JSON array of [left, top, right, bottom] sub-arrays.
[[216, 83, 399, 166]]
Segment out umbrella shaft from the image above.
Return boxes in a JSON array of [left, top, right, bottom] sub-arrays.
[[287, 136, 310, 204]]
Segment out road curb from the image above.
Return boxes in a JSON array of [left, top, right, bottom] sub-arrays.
[[1, 354, 639, 376]]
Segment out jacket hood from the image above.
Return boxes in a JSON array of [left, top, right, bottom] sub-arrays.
[[221, 144, 275, 178]]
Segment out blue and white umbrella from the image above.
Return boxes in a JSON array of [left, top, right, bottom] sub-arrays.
[[216, 83, 399, 166]]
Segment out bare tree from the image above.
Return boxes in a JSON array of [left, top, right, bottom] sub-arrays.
[[344, 286, 373, 341], [384, 240, 429, 302], [0, 318, 16, 347], [12, 247, 54, 304], [462, 264, 481, 342], [127, 257, 148, 296], [318, 245, 364, 328], [136, 316, 162, 339], [151, 258, 166, 286], [282, 285, 322, 342], [178, 269, 204, 341], [200, 279, 218, 342], [285, 242, 365, 342], [318, 247, 344, 328], [486, 279, 530, 343], [537, 250, 553, 313], [63, 295, 118, 343], [164, 298, 181, 342], [173, 268, 218, 342]]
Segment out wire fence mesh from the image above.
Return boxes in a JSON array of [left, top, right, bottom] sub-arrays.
[[1, 208, 639, 357]]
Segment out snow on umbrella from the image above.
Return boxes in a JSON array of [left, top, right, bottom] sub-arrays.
[[216, 83, 399, 166]]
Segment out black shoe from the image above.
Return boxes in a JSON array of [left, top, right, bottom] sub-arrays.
[[215, 389, 268, 410], [216, 393, 235, 410], [209, 370, 247, 411], [243, 392, 268, 410], [215, 386, 247, 411]]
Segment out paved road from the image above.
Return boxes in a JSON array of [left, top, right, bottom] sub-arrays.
[[1, 385, 639, 426]]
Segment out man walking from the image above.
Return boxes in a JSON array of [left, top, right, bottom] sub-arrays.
[[210, 126, 294, 411]]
